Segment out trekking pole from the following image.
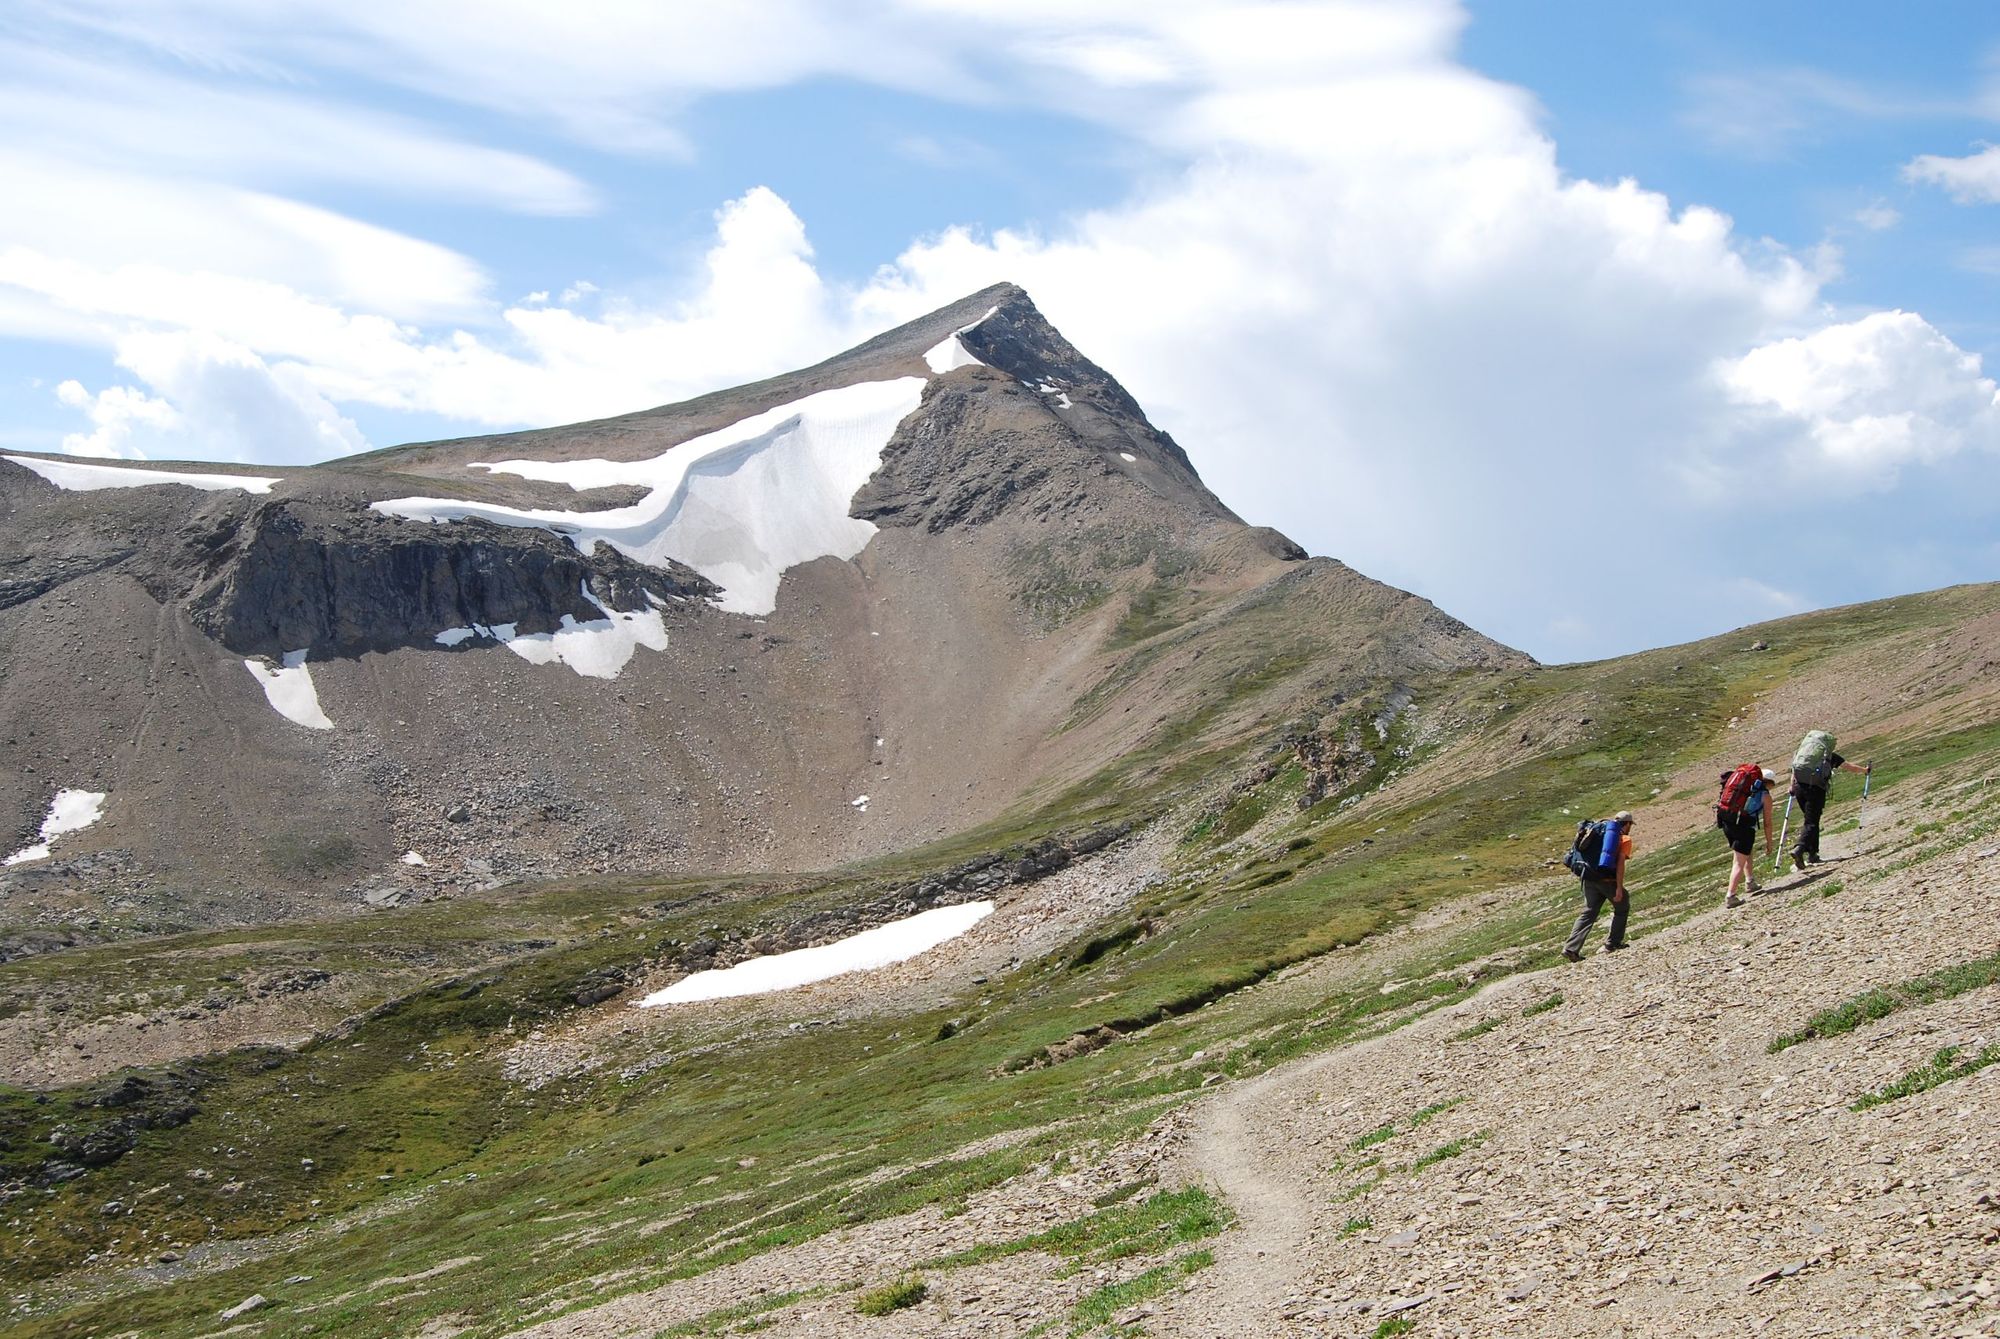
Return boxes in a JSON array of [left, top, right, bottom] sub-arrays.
[[1859, 767, 1872, 829], [1773, 791, 1795, 874]]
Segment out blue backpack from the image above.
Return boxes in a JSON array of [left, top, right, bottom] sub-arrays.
[[1563, 818, 1621, 879]]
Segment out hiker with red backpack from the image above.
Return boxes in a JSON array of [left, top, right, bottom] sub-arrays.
[[1561, 809, 1634, 962], [1785, 730, 1870, 870], [1714, 763, 1776, 908]]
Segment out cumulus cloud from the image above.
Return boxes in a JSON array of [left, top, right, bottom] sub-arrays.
[[53, 379, 180, 458], [1721, 311, 2000, 486], [1903, 144, 2000, 203], [53, 336, 365, 465]]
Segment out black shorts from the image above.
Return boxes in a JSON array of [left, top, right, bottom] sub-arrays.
[[1716, 809, 1757, 855]]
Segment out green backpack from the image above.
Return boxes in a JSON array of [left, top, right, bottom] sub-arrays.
[[1792, 731, 1836, 788]]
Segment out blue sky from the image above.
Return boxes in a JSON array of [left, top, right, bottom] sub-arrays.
[[1, 1, 1995, 660]]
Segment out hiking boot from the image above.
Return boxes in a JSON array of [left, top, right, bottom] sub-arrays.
[[1562, 948, 1582, 963], [1725, 894, 1745, 909], [1790, 851, 1806, 872], [1599, 943, 1626, 954]]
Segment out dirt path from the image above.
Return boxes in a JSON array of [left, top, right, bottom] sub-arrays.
[[1152, 807, 2000, 1337], [1177, 1069, 1318, 1336]]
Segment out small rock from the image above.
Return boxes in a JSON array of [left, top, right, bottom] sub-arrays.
[[1384, 1228, 1420, 1248], [1503, 1277, 1541, 1302], [444, 804, 471, 823], [1380, 1293, 1433, 1315], [219, 1294, 268, 1320]]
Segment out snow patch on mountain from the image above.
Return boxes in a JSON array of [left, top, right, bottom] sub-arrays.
[[492, 587, 667, 679], [435, 586, 664, 678], [923, 335, 985, 374], [637, 901, 994, 1005], [4, 455, 280, 494], [244, 650, 333, 730], [4, 788, 107, 866], [373, 378, 926, 616], [923, 304, 998, 375]]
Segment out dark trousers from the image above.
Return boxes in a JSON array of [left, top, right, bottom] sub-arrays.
[[1565, 879, 1626, 954], [1793, 781, 1828, 859]]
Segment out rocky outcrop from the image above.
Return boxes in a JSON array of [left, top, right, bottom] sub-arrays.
[[174, 498, 714, 659], [854, 289, 1242, 536]]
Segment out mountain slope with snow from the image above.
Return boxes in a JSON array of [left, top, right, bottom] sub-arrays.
[[0, 284, 1518, 936]]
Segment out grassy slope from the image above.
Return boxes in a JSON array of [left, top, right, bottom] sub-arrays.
[[2, 582, 1996, 1338]]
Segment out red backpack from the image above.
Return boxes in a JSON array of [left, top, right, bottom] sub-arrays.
[[1716, 763, 1762, 815]]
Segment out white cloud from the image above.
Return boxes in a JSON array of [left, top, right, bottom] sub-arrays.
[[53, 335, 365, 466], [1854, 202, 1901, 231], [0, 154, 489, 324], [53, 379, 180, 459], [1682, 68, 1960, 159], [0, 41, 595, 216], [1720, 311, 2000, 486], [1903, 144, 2000, 204]]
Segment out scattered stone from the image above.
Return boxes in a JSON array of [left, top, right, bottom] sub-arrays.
[[1503, 1276, 1541, 1302], [219, 1294, 268, 1320]]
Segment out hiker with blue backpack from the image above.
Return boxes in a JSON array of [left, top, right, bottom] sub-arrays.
[[1714, 764, 1777, 908], [1561, 809, 1634, 962], [1785, 730, 1870, 870]]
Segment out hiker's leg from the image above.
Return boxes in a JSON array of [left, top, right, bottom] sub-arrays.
[[1797, 784, 1826, 858], [1564, 884, 1603, 955], [1606, 893, 1629, 949]]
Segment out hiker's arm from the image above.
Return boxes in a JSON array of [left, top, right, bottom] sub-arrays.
[[1840, 760, 1869, 775], [1761, 801, 1774, 854], [1613, 846, 1628, 901]]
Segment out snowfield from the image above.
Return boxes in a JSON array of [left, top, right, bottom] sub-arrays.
[[637, 901, 995, 1005], [435, 585, 668, 679], [244, 650, 333, 729], [373, 378, 927, 617], [4, 455, 280, 493], [4, 788, 107, 865]]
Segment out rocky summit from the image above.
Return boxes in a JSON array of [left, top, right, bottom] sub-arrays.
[[1, 289, 1996, 1339]]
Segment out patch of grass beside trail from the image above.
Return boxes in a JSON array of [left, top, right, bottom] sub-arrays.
[[855, 1275, 927, 1317], [655, 1289, 815, 1337], [1068, 1249, 1214, 1330], [921, 1186, 1230, 1274], [1770, 954, 2000, 1053], [1852, 1044, 2000, 1111]]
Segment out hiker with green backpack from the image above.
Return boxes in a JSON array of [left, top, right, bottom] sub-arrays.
[[1561, 809, 1634, 962], [1785, 730, 1870, 870], [1714, 763, 1777, 908]]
